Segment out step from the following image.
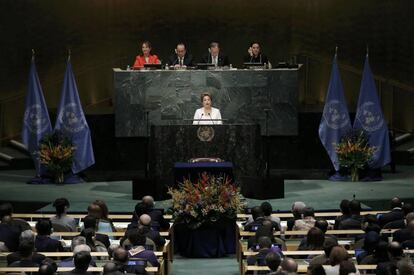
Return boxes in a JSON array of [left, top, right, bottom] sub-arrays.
[[0, 159, 10, 170], [9, 140, 29, 155], [0, 147, 34, 169], [395, 133, 412, 144]]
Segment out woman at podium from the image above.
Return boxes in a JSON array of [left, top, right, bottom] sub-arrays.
[[193, 92, 222, 125], [133, 41, 160, 69]]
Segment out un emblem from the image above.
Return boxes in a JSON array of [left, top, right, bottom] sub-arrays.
[[57, 103, 86, 133], [23, 104, 50, 134], [355, 101, 384, 132], [197, 126, 215, 142], [323, 100, 350, 130]]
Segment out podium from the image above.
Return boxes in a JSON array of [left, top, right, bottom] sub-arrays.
[[146, 124, 262, 199]]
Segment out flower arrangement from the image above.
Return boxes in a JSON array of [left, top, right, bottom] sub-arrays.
[[335, 129, 376, 181], [38, 131, 75, 183], [168, 173, 245, 229]]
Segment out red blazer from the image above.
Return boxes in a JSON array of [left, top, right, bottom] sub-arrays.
[[133, 54, 160, 69]]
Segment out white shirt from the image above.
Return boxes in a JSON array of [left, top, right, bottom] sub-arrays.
[[193, 107, 222, 125]]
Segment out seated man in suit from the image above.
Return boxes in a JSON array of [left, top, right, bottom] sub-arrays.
[[168, 42, 194, 68], [0, 202, 31, 232], [7, 230, 45, 265], [8, 240, 40, 267], [338, 200, 364, 230], [133, 196, 170, 231], [384, 202, 413, 229], [113, 247, 147, 274], [378, 197, 404, 227], [127, 229, 159, 267], [61, 251, 92, 275], [200, 42, 229, 67], [35, 220, 64, 252], [393, 212, 414, 243]]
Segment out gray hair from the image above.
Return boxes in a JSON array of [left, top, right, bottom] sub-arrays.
[[71, 236, 86, 251], [20, 230, 35, 242], [73, 244, 91, 255]]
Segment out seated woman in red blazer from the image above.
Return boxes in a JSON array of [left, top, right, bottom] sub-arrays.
[[133, 41, 160, 69]]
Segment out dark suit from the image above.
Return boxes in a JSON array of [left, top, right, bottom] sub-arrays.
[[378, 208, 404, 227], [334, 214, 351, 229], [383, 219, 405, 229], [243, 54, 269, 65], [146, 208, 170, 230], [60, 268, 93, 275], [393, 228, 411, 243], [338, 215, 364, 230], [125, 223, 165, 248], [96, 233, 110, 248], [0, 224, 20, 251], [35, 235, 64, 252], [168, 53, 194, 67], [200, 53, 230, 66], [7, 252, 45, 265]]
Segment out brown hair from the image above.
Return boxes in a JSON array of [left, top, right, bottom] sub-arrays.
[[329, 246, 349, 266], [200, 92, 212, 103], [141, 41, 152, 49]]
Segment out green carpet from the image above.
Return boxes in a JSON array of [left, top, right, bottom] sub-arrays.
[[0, 166, 413, 213]]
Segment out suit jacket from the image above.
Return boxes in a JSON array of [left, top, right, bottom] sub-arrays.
[[393, 228, 411, 243], [133, 54, 160, 69], [338, 215, 364, 230], [7, 252, 45, 265], [60, 268, 93, 275], [146, 208, 170, 230], [378, 208, 404, 227], [383, 219, 405, 229], [35, 235, 64, 252], [96, 233, 110, 248], [0, 224, 21, 251], [168, 53, 194, 66], [200, 53, 229, 66], [125, 223, 165, 248]]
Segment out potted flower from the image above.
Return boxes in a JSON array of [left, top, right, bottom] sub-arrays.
[[168, 173, 245, 230], [38, 131, 75, 184], [335, 129, 376, 181]]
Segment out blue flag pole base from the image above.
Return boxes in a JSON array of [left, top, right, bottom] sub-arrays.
[[27, 173, 85, 184], [329, 172, 349, 181]]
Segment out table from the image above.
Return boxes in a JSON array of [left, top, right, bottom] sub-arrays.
[[174, 161, 234, 186]]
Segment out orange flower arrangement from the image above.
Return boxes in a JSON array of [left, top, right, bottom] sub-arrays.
[[168, 173, 245, 229]]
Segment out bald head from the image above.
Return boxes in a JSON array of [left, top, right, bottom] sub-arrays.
[[103, 262, 118, 275], [281, 257, 298, 273], [407, 220, 414, 233], [142, 196, 154, 208], [406, 212, 414, 223], [113, 247, 128, 264], [391, 197, 403, 209], [292, 202, 306, 217], [139, 214, 151, 226]]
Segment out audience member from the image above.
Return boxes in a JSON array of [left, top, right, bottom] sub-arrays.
[[82, 215, 110, 248], [323, 246, 349, 275], [265, 251, 282, 274], [113, 247, 147, 274], [293, 207, 316, 231], [38, 258, 58, 275], [378, 197, 404, 227], [50, 198, 77, 232], [393, 212, 414, 243], [299, 227, 325, 251], [90, 200, 115, 233], [61, 251, 92, 275], [334, 200, 351, 229], [0, 202, 31, 231], [310, 238, 338, 267], [59, 244, 94, 268], [278, 257, 298, 274], [396, 258, 414, 275], [133, 196, 170, 230], [287, 201, 306, 230], [35, 219, 64, 252], [245, 202, 281, 231], [356, 231, 380, 264], [401, 220, 414, 249], [7, 230, 46, 265], [338, 200, 363, 230], [8, 239, 39, 267], [80, 227, 107, 252], [247, 236, 274, 266], [125, 214, 165, 249], [308, 264, 327, 275], [127, 228, 159, 267], [376, 242, 404, 275], [384, 202, 413, 229], [339, 260, 357, 275]]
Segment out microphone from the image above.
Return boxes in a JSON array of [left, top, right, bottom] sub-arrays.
[[198, 113, 204, 125], [207, 112, 214, 125]]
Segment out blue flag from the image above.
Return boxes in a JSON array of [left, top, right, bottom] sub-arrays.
[[353, 55, 391, 168], [22, 59, 52, 175], [318, 55, 352, 171], [55, 60, 95, 173]]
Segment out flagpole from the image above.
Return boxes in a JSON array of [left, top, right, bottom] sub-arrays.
[[68, 49, 71, 62], [366, 45, 369, 58], [335, 46, 338, 57], [32, 49, 35, 61]]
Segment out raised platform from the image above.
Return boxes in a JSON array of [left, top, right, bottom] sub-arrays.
[[0, 166, 413, 213]]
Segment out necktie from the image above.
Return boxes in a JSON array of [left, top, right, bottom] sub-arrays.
[[180, 58, 183, 66]]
